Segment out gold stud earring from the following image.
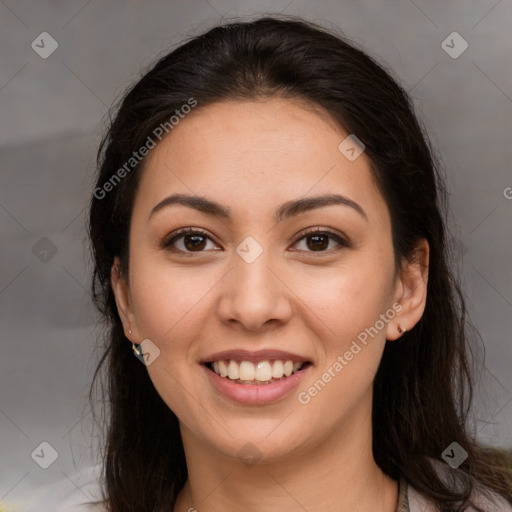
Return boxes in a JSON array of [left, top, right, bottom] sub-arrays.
[[397, 325, 407, 335]]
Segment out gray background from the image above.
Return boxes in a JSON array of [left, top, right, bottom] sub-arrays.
[[1, 0, 511, 509]]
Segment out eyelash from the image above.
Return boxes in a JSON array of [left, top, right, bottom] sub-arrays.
[[161, 226, 351, 254]]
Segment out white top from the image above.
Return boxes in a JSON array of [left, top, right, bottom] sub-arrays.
[[24, 461, 512, 512], [25, 464, 106, 512]]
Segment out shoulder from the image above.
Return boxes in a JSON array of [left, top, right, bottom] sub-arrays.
[[406, 457, 512, 512], [25, 463, 106, 512]]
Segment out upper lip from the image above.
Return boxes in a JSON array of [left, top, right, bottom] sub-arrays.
[[200, 349, 311, 363]]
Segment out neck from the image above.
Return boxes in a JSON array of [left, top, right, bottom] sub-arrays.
[[173, 409, 398, 512]]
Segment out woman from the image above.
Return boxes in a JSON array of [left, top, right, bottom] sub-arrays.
[[28, 14, 512, 512]]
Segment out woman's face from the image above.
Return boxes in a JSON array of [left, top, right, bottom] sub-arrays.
[[112, 98, 427, 464]]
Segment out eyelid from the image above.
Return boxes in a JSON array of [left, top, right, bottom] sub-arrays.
[[291, 226, 351, 251], [295, 226, 349, 243], [161, 226, 351, 252], [161, 227, 217, 249]]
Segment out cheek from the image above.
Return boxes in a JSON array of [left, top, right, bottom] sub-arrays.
[[294, 254, 395, 402], [128, 258, 216, 349], [293, 271, 392, 426], [128, 261, 214, 422], [301, 262, 392, 337]]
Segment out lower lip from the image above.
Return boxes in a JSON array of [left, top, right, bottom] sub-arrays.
[[202, 364, 311, 405]]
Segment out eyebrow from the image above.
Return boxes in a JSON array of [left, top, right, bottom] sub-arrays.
[[149, 193, 368, 223]]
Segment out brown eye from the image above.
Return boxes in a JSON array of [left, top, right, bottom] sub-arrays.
[[308, 234, 329, 251], [182, 233, 208, 251], [162, 227, 350, 255], [163, 228, 218, 253], [293, 228, 350, 253]]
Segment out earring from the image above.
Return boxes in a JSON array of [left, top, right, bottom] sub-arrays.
[[397, 325, 407, 335], [132, 342, 141, 357], [129, 329, 132, 335]]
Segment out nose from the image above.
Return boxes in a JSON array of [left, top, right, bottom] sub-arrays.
[[216, 250, 293, 332]]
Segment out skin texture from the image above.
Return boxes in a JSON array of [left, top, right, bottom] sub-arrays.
[[111, 98, 429, 512]]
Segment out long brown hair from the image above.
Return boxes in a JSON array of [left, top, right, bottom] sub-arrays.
[[87, 15, 512, 512]]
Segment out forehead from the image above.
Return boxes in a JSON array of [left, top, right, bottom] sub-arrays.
[[134, 99, 388, 225]]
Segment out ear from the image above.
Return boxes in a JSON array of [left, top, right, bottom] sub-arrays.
[[386, 238, 429, 341], [111, 256, 140, 341]]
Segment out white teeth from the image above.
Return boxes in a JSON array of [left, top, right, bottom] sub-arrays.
[[272, 360, 283, 378], [239, 361, 255, 380], [254, 361, 273, 381], [228, 360, 239, 380], [209, 359, 306, 382], [218, 360, 228, 377]]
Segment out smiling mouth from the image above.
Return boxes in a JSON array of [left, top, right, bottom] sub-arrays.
[[203, 359, 312, 385]]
